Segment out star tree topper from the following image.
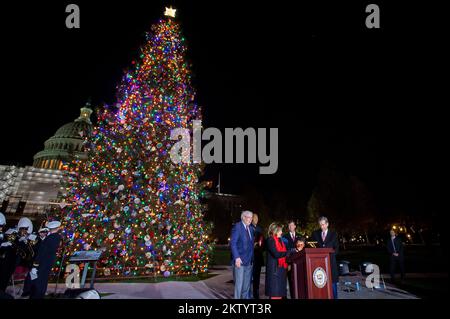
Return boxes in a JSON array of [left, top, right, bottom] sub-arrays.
[[164, 6, 176, 18]]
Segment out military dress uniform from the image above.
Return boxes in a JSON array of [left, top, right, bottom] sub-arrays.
[[0, 228, 19, 292], [30, 231, 62, 299], [21, 233, 43, 297]]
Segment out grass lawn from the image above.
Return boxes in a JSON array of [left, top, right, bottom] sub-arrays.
[[388, 277, 449, 299], [211, 247, 231, 266], [338, 244, 448, 274]]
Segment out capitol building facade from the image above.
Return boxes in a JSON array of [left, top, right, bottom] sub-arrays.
[[0, 104, 93, 223]]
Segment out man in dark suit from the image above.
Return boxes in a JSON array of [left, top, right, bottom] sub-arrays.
[[282, 220, 301, 251], [250, 213, 264, 299], [387, 229, 405, 283], [230, 211, 254, 299], [312, 216, 339, 299], [282, 220, 301, 298]]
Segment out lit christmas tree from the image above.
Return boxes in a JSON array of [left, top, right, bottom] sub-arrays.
[[61, 7, 212, 277]]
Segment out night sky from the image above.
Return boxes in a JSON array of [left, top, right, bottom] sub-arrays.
[[1, 1, 444, 219]]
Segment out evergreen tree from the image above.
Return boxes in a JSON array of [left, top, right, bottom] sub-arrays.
[[61, 8, 212, 277]]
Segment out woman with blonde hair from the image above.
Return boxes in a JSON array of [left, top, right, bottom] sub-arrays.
[[265, 222, 289, 299]]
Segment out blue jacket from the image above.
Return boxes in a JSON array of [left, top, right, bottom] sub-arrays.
[[230, 222, 254, 266]]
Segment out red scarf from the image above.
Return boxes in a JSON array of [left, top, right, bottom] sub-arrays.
[[273, 235, 288, 269]]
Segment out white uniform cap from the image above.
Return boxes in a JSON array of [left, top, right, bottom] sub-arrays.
[[46, 221, 61, 229], [38, 227, 50, 232], [5, 228, 17, 235], [76, 289, 100, 299], [18, 217, 33, 233]]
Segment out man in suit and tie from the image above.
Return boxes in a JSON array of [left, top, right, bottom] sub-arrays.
[[387, 229, 405, 283], [312, 216, 339, 299], [250, 213, 264, 299], [230, 210, 254, 299], [283, 220, 301, 251], [282, 220, 301, 298]]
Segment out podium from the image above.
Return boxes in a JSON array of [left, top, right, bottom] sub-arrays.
[[289, 248, 334, 299], [68, 250, 103, 289]]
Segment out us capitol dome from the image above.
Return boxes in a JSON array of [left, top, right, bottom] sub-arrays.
[[33, 104, 93, 169], [0, 103, 93, 221]]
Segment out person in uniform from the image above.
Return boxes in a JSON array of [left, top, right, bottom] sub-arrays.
[[0, 212, 12, 293], [36, 227, 49, 251], [0, 214, 14, 299], [15, 218, 36, 273], [0, 226, 18, 292], [21, 227, 49, 297], [0, 217, 34, 293], [30, 220, 62, 299]]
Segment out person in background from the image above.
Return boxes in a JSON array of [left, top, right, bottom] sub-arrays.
[[265, 223, 289, 299], [282, 220, 301, 251], [230, 211, 254, 299], [250, 213, 264, 299], [38, 227, 49, 241], [282, 220, 301, 298], [30, 220, 62, 299], [293, 237, 306, 253], [286, 237, 307, 299], [387, 229, 405, 283], [312, 216, 339, 299]]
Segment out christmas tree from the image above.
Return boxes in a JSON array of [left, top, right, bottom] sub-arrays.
[[61, 7, 212, 277]]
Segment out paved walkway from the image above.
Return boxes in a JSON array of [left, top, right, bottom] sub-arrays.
[[203, 267, 420, 299], [7, 267, 425, 299]]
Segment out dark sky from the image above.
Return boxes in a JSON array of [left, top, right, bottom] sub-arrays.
[[1, 1, 444, 218]]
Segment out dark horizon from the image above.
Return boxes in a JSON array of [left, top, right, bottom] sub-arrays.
[[1, 1, 444, 222]]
